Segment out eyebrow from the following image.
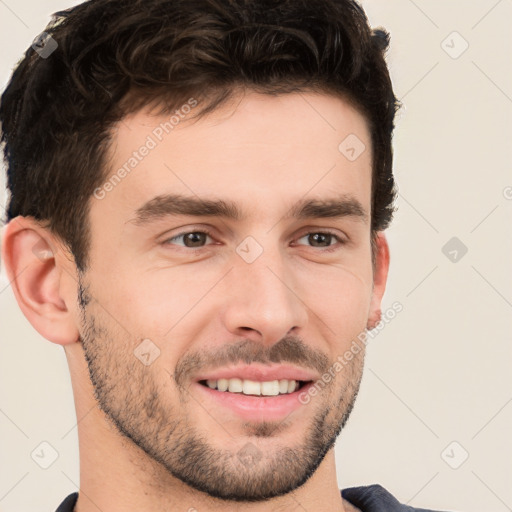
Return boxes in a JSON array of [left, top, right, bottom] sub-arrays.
[[128, 193, 368, 226]]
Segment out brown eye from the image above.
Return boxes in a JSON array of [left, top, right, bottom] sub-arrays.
[[164, 230, 213, 248], [295, 231, 345, 251]]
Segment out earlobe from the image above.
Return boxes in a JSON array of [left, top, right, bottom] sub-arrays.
[[367, 232, 390, 330], [1, 216, 79, 346]]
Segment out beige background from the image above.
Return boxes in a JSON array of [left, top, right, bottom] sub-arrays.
[[1, 1, 511, 511]]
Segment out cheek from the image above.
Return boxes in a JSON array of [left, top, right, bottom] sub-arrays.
[[297, 257, 373, 328], [101, 268, 214, 340], [317, 279, 372, 341]]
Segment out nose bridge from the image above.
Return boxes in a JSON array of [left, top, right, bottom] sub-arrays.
[[221, 233, 307, 342]]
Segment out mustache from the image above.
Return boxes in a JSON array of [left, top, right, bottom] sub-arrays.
[[174, 336, 329, 387]]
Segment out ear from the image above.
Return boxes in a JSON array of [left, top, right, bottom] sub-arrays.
[[1, 216, 79, 345], [367, 232, 390, 330]]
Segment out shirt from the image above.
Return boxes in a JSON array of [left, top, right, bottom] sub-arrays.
[[55, 485, 449, 511]]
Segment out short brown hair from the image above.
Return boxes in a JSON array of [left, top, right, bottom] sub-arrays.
[[0, 0, 400, 272]]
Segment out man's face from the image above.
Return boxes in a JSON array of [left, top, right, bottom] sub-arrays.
[[77, 91, 381, 501]]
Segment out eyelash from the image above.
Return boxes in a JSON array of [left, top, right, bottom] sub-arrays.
[[162, 228, 346, 253]]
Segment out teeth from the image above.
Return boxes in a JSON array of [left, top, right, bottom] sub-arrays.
[[261, 380, 279, 396], [204, 378, 301, 396], [228, 378, 243, 393], [217, 378, 229, 392], [243, 379, 262, 395]]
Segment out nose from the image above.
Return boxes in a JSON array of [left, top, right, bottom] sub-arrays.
[[219, 243, 308, 345]]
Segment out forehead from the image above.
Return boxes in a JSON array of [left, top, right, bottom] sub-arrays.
[[94, 91, 372, 227]]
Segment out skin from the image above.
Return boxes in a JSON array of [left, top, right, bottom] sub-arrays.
[[2, 90, 389, 512]]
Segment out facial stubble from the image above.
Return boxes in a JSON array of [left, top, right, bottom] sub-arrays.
[[76, 273, 365, 502]]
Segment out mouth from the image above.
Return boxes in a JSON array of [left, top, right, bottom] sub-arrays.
[[198, 378, 313, 396], [194, 379, 316, 421]]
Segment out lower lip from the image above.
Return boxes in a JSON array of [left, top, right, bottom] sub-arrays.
[[194, 381, 314, 422]]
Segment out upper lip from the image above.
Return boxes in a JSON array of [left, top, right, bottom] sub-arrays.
[[194, 364, 319, 383]]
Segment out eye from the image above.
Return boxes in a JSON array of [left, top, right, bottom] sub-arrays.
[[163, 229, 215, 249], [162, 228, 346, 252], [294, 231, 346, 252]]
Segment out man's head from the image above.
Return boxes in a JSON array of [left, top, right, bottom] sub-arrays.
[[0, 0, 398, 505]]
